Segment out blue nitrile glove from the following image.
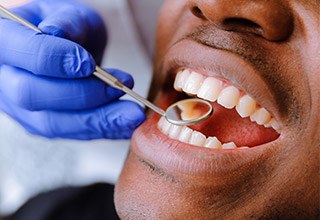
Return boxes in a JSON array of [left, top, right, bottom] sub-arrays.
[[0, 0, 146, 140]]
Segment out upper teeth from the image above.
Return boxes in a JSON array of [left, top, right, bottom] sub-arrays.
[[173, 69, 279, 130]]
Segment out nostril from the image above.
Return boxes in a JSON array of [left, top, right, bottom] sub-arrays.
[[223, 18, 264, 36], [224, 18, 261, 29], [191, 6, 206, 20], [189, 1, 293, 41]]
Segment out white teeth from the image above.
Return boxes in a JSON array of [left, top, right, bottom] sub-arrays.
[[173, 68, 279, 131], [174, 69, 190, 91], [264, 118, 280, 131], [270, 118, 279, 131], [169, 124, 183, 139], [250, 108, 272, 125], [222, 142, 237, 149], [197, 77, 223, 102], [236, 95, 256, 118], [204, 137, 222, 149], [157, 117, 249, 150], [158, 116, 166, 128], [239, 146, 249, 149], [189, 131, 206, 147], [217, 86, 240, 109], [178, 126, 193, 143], [183, 71, 204, 95], [161, 117, 172, 135]]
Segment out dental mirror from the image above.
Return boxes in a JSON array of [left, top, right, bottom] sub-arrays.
[[0, 5, 213, 126], [165, 98, 213, 125]]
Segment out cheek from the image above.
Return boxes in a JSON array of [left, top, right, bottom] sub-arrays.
[[155, 1, 186, 59]]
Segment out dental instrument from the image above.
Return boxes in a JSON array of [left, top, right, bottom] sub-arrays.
[[0, 5, 213, 126]]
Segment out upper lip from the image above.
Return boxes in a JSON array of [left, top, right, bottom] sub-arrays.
[[160, 39, 281, 122]]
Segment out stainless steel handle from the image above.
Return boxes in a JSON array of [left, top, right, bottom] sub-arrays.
[[94, 67, 165, 116], [0, 4, 42, 33]]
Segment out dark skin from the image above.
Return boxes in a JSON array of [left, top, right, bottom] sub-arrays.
[[115, 0, 320, 219]]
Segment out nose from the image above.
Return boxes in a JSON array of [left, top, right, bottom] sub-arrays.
[[188, 0, 294, 41]]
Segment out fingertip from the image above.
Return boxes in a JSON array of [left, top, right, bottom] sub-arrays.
[[37, 6, 88, 44], [131, 104, 147, 126], [10, 3, 42, 26], [100, 101, 146, 138], [62, 44, 96, 77], [106, 68, 135, 89], [119, 101, 146, 128]]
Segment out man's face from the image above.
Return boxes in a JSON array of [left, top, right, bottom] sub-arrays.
[[115, 0, 319, 218]]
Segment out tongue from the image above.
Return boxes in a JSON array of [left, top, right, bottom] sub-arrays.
[[190, 103, 279, 147]]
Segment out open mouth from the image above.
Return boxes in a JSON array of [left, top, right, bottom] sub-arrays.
[[157, 68, 280, 149], [131, 40, 284, 175]]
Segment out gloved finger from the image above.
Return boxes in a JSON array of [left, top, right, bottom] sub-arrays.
[[38, 5, 89, 45], [10, 1, 43, 26], [0, 94, 146, 140], [0, 66, 134, 111], [77, 4, 107, 63], [0, 19, 95, 78], [11, 1, 107, 64]]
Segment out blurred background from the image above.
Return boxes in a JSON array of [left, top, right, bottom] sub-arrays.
[[0, 0, 162, 215]]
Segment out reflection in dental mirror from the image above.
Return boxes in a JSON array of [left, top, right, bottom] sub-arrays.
[[165, 98, 213, 126]]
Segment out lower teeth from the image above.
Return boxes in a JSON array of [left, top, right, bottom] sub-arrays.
[[157, 117, 248, 150]]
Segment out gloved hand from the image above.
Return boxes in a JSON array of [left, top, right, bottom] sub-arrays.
[[0, 0, 145, 140]]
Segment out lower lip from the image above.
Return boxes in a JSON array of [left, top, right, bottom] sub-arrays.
[[131, 114, 280, 177]]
